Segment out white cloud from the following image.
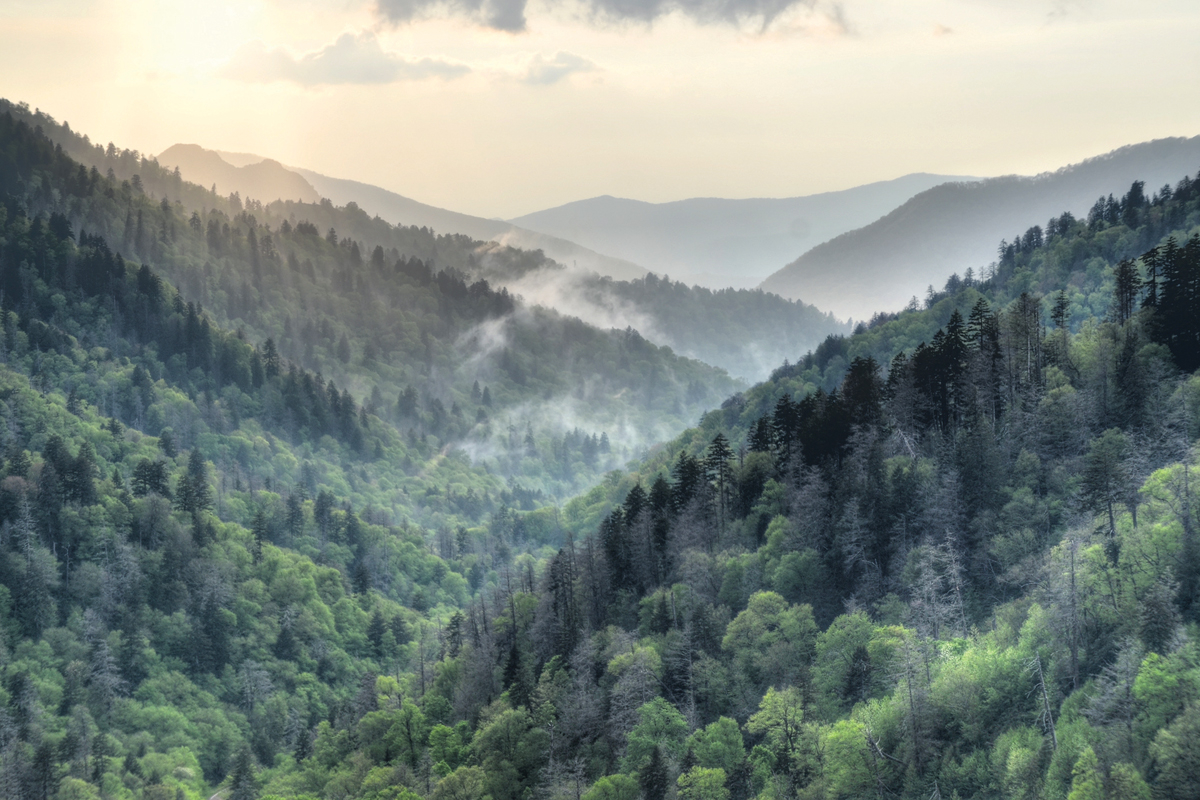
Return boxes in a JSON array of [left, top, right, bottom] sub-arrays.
[[220, 31, 469, 86], [520, 52, 597, 85]]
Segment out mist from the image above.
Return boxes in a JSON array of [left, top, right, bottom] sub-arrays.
[[467, 252, 847, 383]]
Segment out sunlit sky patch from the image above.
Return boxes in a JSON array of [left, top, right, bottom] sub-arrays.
[[1, 0, 1198, 218]]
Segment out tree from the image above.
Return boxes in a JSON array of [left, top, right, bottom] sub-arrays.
[[1155, 234, 1200, 371], [721, 592, 817, 694], [582, 774, 639, 800], [638, 746, 670, 800], [623, 697, 688, 772], [746, 686, 806, 780], [1065, 746, 1103, 800], [677, 767, 728, 800], [1107, 763, 1150, 800], [432, 766, 490, 800], [1080, 429, 1132, 535], [473, 708, 548, 800], [706, 433, 734, 533], [1150, 701, 1200, 800], [176, 449, 211, 516], [1112, 259, 1141, 325], [686, 717, 745, 775], [261, 338, 280, 378], [131, 459, 171, 498], [228, 747, 257, 800]]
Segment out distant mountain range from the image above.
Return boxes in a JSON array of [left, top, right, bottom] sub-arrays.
[[760, 136, 1200, 320], [158, 145, 650, 281], [152, 143, 846, 381], [162, 136, 1200, 326], [507, 174, 973, 289]]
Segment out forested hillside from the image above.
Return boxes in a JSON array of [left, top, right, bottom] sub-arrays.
[[2, 96, 1200, 800], [160, 143, 650, 283], [0, 98, 742, 503], [165, 140, 847, 383], [467, 259, 849, 382]]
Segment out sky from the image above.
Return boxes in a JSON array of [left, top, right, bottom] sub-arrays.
[[1, 0, 1199, 219]]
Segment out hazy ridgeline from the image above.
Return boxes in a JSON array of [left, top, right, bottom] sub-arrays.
[[1, 99, 1200, 800], [761, 134, 1200, 320]]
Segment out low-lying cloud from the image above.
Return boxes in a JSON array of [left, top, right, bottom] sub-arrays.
[[376, 0, 823, 32], [221, 31, 469, 86]]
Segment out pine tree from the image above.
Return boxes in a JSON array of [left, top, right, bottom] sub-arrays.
[[1112, 259, 1141, 324], [639, 746, 669, 800], [176, 449, 211, 516], [228, 748, 257, 800]]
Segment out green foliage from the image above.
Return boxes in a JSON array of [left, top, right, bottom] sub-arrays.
[[676, 766, 729, 800], [622, 697, 688, 772], [2, 99, 1200, 800], [686, 716, 745, 775], [581, 774, 639, 800]]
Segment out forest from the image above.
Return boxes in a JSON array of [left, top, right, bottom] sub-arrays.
[[0, 98, 743, 507], [465, 255, 849, 383], [0, 100, 1199, 800]]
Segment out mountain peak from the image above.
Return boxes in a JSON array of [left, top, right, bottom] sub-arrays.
[[158, 143, 321, 204]]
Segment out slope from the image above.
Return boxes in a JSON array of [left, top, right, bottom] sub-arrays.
[[167, 142, 847, 385], [3, 98, 741, 505], [761, 135, 1200, 320], [508, 173, 973, 289], [4, 97, 1200, 800]]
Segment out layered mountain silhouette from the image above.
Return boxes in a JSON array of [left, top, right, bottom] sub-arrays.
[[508, 173, 972, 289], [158, 143, 321, 203], [760, 136, 1200, 320], [160, 144, 649, 280]]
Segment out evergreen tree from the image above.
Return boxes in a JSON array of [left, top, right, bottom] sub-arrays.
[[639, 746, 670, 800], [229, 747, 257, 800], [176, 449, 211, 516]]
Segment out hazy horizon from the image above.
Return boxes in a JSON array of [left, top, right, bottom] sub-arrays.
[[3, 1, 1199, 219]]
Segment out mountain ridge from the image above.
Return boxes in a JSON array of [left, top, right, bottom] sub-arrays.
[[158, 142, 321, 204], [167, 145, 653, 281], [761, 134, 1200, 319], [507, 172, 977, 288]]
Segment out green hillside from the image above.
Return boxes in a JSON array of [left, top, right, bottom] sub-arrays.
[[0, 98, 741, 506], [2, 99, 1200, 800]]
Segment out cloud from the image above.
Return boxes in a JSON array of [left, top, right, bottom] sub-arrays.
[[376, 0, 822, 32], [377, 0, 529, 32], [521, 52, 597, 85], [221, 31, 469, 86]]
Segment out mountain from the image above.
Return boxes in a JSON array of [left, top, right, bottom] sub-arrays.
[[195, 146, 650, 281], [6, 99, 740, 507], [507, 173, 973, 289], [197, 146, 847, 384], [761, 135, 1200, 320], [4, 96, 1200, 800], [158, 143, 321, 204]]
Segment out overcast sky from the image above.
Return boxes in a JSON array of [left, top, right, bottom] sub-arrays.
[[2, 0, 1199, 219]]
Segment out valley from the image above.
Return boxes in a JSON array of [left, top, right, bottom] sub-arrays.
[[1, 94, 1199, 800]]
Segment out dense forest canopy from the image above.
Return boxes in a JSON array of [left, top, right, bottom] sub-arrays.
[[0, 100, 1199, 800], [0, 97, 744, 508]]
